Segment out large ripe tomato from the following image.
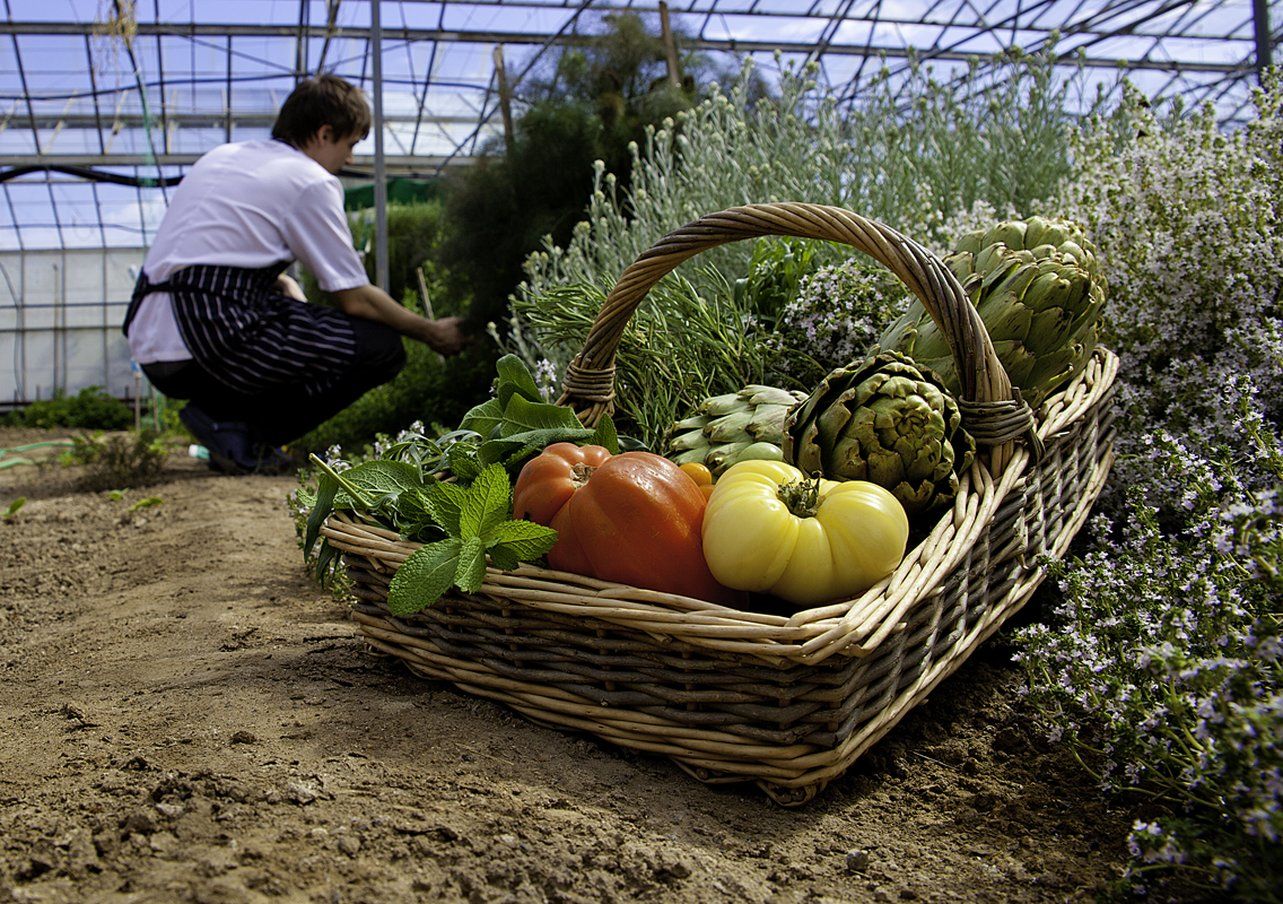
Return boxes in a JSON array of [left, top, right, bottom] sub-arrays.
[[513, 443, 734, 603]]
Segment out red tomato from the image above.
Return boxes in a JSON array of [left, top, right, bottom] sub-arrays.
[[513, 443, 734, 603]]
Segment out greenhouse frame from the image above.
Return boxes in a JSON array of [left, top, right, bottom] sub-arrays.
[[0, 0, 1276, 409]]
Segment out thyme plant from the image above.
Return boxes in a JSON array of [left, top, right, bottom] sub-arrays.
[[1016, 76, 1283, 897]]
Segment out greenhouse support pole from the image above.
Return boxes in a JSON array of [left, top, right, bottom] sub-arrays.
[[371, 0, 389, 291], [1254, 0, 1273, 81]]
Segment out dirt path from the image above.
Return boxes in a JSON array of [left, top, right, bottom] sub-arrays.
[[0, 429, 1135, 903]]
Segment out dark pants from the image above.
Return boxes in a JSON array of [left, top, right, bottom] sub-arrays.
[[143, 316, 406, 446]]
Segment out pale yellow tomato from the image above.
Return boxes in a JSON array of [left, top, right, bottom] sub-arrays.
[[701, 460, 909, 607]]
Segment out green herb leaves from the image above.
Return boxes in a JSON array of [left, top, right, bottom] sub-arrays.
[[387, 464, 558, 615], [457, 354, 621, 474]]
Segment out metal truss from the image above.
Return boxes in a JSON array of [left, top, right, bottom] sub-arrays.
[[0, 0, 1276, 251]]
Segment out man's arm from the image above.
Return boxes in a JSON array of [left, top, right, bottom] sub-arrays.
[[332, 283, 467, 355]]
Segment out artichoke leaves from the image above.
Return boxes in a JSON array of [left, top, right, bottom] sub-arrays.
[[879, 216, 1106, 409], [783, 353, 976, 517], [666, 384, 808, 477]]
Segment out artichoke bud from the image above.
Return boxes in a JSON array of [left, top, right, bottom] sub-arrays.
[[984, 221, 1027, 249], [745, 403, 792, 440], [784, 352, 975, 518], [732, 441, 786, 465], [671, 414, 709, 432], [885, 215, 1106, 408], [743, 385, 805, 408], [670, 447, 711, 465], [706, 441, 753, 474], [669, 427, 710, 452], [1023, 215, 1053, 248]]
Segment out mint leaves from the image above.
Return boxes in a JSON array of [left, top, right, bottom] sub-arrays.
[[387, 464, 558, 615]]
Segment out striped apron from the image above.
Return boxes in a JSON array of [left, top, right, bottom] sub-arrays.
[[123, 263, 359, 399]]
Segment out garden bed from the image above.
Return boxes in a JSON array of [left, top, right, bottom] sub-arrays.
[[0, 427, 1141, 902]]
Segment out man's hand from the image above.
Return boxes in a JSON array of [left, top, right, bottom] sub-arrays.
[[276, 274, 307, 301], [422, 316, 468, 355], [333, 284, 469, 357]]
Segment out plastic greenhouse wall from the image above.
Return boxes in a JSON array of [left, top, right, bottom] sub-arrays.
[[0, 248, 144, 411]]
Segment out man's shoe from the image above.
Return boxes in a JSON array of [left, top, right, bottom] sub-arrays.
[[179, 404, 257, 474]]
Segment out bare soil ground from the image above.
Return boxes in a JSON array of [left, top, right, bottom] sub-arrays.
[[0, 427, 1137, 903]]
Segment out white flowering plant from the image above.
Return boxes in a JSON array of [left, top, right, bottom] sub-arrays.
[[1055, 75, 1283, 503], [770, 258, 905, 385]]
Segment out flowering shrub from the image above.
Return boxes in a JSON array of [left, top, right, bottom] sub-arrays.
[[1016, 381, 1282, 897], [772, 259, 904, 384], [1016, 75, 1283, 897], [1054, 76, 1283, 499]]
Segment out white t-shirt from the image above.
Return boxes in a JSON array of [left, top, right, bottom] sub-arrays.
[[127, 139, 370, 364]]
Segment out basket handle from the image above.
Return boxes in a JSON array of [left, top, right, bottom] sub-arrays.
[[556, 202, 1037, 475]]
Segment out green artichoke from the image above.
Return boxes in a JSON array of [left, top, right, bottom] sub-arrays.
[[666, 384, 808, 476], [783, 353, 976, 517], [879, 215, 1106, 408]]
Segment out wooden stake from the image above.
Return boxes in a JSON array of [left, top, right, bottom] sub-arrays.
[[493, 44, 515, 152], [659, 1, 681, 89]]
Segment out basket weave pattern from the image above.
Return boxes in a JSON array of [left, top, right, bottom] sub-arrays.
[[321, 204, 1118, 804]]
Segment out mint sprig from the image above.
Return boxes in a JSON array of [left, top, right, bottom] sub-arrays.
[[387, 463, 558, 615]]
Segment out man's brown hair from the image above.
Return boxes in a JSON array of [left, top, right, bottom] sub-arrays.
[[271, 74, 371, 147]]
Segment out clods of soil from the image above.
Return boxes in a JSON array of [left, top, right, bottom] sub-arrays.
[[0, 429, 1136, 903]]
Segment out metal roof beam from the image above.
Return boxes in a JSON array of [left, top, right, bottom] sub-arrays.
[[0, 21, 1244, 73], [0, 17, 1249, 46], [16, 112, 481, 129]]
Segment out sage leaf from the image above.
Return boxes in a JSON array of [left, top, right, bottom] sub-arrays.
[[388, 538, 463, 615], [459, 396, 504, 437], [455, 536, 488, 593], [499, 394, 583, 436], [342, 460, 424, 503], [592, 415, 619, 454], [495, 354, 543, 407]]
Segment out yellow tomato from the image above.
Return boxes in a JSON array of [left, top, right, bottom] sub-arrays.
[[702, 460, 909, 607], [678, 461, 714, 486]]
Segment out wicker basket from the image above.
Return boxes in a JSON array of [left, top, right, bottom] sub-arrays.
[[322, 203, 1117, 804]]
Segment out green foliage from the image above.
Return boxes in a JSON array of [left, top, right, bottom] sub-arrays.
[[347, 200, 455, 310], [293, 340, 497, 457], [435, 11, 707, 328], [386, 464, 558, 615], [2, 386, 133, 430], [507, 52, 1087, 447], [68, 430, 169, 491], [3, 497, 25, 521]]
